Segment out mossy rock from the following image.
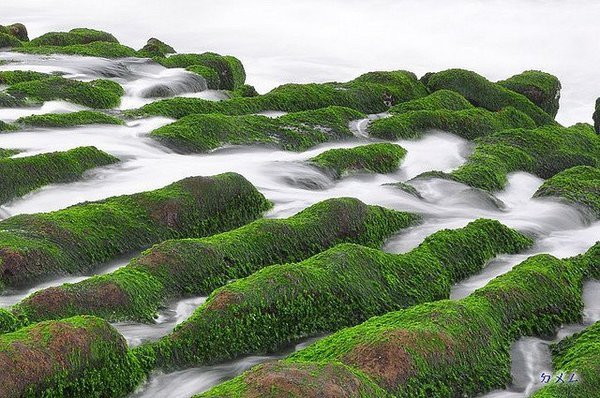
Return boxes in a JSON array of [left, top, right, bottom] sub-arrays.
[[0, 120, 18, 132], [0, 23, 28, 41], [532, 321, 600, 397], [449, 123, 600, 191], [155, 52, 246, 90], [185, 65, 221, 89], [15, 197, 418, 323], [309, 143, 407, 178], [368, 106, 536, 140], [232, 84, 259, 98], [135, 70, 428, 119], [534, 166, 600, 217], [594, 97, 600, 134], [147, 219, 531, 369], [425, 68, 556, 126], [0, 172, 270, 291], [0, 316, 144, 398], [199, 243, 593, 397], [388, 89, 473, 114], [0, 146, 118, 204], [16, 41, 139, 58], [0, 308, 22, 334], [138, 37, 175, 57], [7, 76, 124, 108], [150, 106, 364, 152], [0, 92, 28, 108], [498, 70, 561, 117], [0, 70, 50, 85], [0, 148, 18, 158], [28, 28, 118, 47], [17, 110, 124, 128], [0, 33, 22, 48]]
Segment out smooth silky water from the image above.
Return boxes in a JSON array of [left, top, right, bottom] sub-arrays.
[[1, 2, 599, 395]]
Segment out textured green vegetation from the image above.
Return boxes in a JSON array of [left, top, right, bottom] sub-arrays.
[[7, 76, 124, 108], [388, 89, 473, 114], [594, 97, 599, 134], [136, 70, 428, 118], [28, 28, 118, 47], [0, 146, 118, 204], [0, 316, 144, 398], [0, 121, 18, 132], [425, 69, 556, 126], [0, 148, 18, 158], [0, 70, 50, 85], [309, 143, 407, 178], [138, 38, 175, 57], [0, 92, 27, 108], [155, 52, 246, 90], [0, 172, 270, 291], [15, 198, 417, 323], [17, 110, 124, 127], [534, 166, 600, 217], [0, 33, 22, 48], [0, 308, 22, 334], [232, 84, 259, 98], [16, 41, 139, 58], [200, 243, 597, 398], [444, 123, 600, 191], [498, 70, 561, 118], [0, 23, 28, 41], [532, 321, 600, 398], [150, 106, 364, 152], [147, 219, 531, 369], [185, 65, 220, 89], [368, 106, 535, 140]]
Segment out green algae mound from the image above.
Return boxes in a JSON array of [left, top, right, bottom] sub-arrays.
[[138, 37, 176, 58], [0, 146, 118, 204], [17, 110, 124, 127], [309, 143, 407, 178], [0, 316, 144, 398], [28, 28, 118, 47], [143, 219, 531, 370], [0, 23, 28, 41], [498, 70, 561, 118], [388, 89, 474, 114], [15, 198, 418, 323], [0, 173, 270, 291]]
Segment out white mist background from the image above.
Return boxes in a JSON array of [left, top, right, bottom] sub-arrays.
[[2, 0, 599, 125]]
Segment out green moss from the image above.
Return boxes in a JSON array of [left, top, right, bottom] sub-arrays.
[[185, 65, 221, 89], [0, 172, 270, 291], [309, 143, 407, 178], [0, 146, 118, 204], [0, 70, 50, 85], [135, 70, 428, 118], [138, 38, 175, 58], [425, 69, 557, 126], [15, 198, 418, 323], [17, 110, 124, 127], [448, 123, 600, 191], [532, 321, 600, 398], [0, 148, 18, 158], [150, 106, 364, 152], [0, 315, 145, 398], [534, 166, 600, 217], [7, 76, 124, 108], [0, 33, 22, 48], [0, 120, 18, 132], [0, 23, 29, 41], [155, 52, 246, 90], [28, 28, 118, 47], [200, 243, 593, 397], [368, 106, 535, 140], [388, 89, 473, 114], [231, 84, 259, 98], [0, 308, 23, 334], [147, 219, 531, 369], [16, 41, 139, 58], [498, 70, 561, 118]]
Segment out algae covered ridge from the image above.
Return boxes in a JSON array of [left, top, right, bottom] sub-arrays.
[[0, 22, 599, 398]]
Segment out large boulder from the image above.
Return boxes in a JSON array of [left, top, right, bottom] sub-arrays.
[[498, 70, 561, 118]]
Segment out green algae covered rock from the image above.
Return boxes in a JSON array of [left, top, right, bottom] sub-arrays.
[[146, 219, 531, 369], [150, 106, 364, 152], [0, 23, 28, 41], [155, 52, 246, 90], [309, 143, 407, 178], [185, 65, 221, 89], [0, 308, 22, 334], [138, 37, 175, 58], [0, 146, 118, 204], [388, 89, 474, 114], [447, 123, 600, 191], [29, 28, 118, 47], [0, 121, 18, 132], [232, 84, 259, 98], [17, 110, 124, 127], [199, 244, 593, 398], [532, 321, 600, 398], [368, 106, 536, 140], [534, 166, 600, 217], [0, 172, 270, 291], [7, 76, 124, 108], [498, 70, 561, 118], [16, 41, 139, 58], [136, 70, 428, 118], [0, 92, 27, 108], [15, 198, 418, 323], [0, 316, 144, 398], [0, 33, 22, 48], [0, 148, 18, 158], [594, 97, 600, 134], [0, 70, 50, 85], [425, 69, 556, 126]]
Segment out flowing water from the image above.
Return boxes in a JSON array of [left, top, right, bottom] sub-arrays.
[[1, 2, 599, 396]]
